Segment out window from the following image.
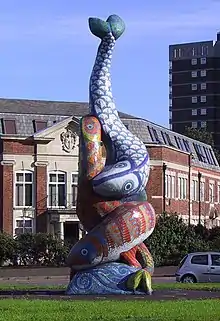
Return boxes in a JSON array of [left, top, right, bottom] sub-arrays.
[[200, 57, 206, 64], [211, 254, 220, 266], [200, 181, 205, 202], [169, 61, 172, 69], [191, 84, 197, 91], [169, 74, 172, 82], [165, 174, 175, 199], [191, 71, 198, 78], [200, 70, 206, 77], [15, 219, 33, 235], [192, 121, 198, 128], [147, 126, 161, 143], [201, 108, 207, 115], [209, 182, 214, 203], [191, 58, 197, 65], [72, 173, 78, 207], [203, 147, 217, 165], [194, 143, 206, 162], [15, 172, 33, 207], [191, 254, 208, 265], [192, 109, 197, 116], [201, 83, 206, 90], [218, 184, 220, 203], [192, 179, 198, 201], [200, 96, 206, 103], [2, 119, 17, 134], [192, 96, 197, 103], [178, 177, 187, 200], [33, 120, 47, 132], [174, 136, 184, 150], [201, 121, 207, 128], [183, 139, 191, 153], [169, 86, 172, 94], [169, 99, 172, 107], [48, 172, 66, 207]]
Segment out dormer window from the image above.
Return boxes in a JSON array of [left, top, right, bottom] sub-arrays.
[[33, 120, 47, 132]]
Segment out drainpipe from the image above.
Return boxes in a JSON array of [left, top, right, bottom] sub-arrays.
[[198, 171, 202, 225], [162, 163, 167, 213], [188, 153, 192, 226]]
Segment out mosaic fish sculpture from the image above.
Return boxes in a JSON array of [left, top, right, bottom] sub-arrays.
[[66, 14, 156, 295]]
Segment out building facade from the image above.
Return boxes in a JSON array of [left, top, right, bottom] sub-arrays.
[[0, 98, 220, 240], [169, 32, 220, 150]]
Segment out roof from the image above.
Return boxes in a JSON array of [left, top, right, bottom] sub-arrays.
[[0, 97, 218, 170], [0, 98, 134, 119]]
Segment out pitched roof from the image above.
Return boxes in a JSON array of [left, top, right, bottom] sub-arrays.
[[0, 97, 218, 169], [0, 98, 134, 119]]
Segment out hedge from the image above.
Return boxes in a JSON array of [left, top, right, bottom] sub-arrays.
[[0, 213, 219, 267]]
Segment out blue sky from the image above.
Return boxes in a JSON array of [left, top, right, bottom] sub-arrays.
[[0, 0, 220, 127]]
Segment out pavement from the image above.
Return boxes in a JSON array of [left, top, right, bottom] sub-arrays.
[[0, 266, 177, 286]]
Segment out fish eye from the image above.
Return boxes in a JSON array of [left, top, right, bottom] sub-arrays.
[[115, 162, 127, 168], [87, 124, 94, 130], [81, 248, 88, 256], [123, 180, 134, 191]]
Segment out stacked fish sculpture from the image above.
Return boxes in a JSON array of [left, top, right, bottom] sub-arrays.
[[66, 14, 156, 295]]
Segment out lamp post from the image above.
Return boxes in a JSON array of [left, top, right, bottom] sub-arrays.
[[198, 172, 202, 225]]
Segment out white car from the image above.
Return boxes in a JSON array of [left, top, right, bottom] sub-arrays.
[[175, 251, 220, 283]]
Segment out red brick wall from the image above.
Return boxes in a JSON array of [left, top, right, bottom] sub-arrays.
[[0, 164, 13, 234], [147, 166, 163, 214], [3, 141, 34, 155], [35, 165, 47, 233]]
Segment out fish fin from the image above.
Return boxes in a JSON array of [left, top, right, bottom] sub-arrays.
[[120, 246, 141, 268], [136, 243, 154, 275], [106, 15, 125, 40], [88, 18, 110, 39]]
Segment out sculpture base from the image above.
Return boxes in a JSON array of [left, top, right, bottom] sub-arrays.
[[66, 262, 152, 295]]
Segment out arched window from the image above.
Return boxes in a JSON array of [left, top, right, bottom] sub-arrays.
[[15, 171, 33, 207], [48, 171, 66, 207]]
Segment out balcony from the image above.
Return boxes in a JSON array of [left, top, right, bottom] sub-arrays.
[[47, 193, 77, 214]]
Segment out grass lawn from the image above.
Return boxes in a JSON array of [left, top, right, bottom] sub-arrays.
[[0, 299, 219, 321], [0, 282, 220, 291]]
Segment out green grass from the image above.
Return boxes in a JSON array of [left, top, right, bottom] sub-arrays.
[[0, 299, 219, 321], [0, 282, 220, 292]]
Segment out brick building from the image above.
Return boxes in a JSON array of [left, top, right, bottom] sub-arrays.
[[0, 98, 219, 240]]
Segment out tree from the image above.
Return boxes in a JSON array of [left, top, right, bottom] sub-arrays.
[[184, 127, 220, 165]]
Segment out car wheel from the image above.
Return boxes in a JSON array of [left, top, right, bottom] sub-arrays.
[[181, 274, 196, 283]]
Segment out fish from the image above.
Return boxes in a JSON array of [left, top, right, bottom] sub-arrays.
[[66, 201, 155, 270]]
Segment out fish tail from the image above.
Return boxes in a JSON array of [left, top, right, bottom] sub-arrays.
[[89, 14, 125, 40]]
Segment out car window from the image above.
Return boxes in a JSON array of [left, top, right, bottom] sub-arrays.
[[178, 255, 188, 268], [211, 254, 220, 266], [191, 254, 208, 265]]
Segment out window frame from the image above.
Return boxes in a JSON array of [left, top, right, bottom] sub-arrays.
[[71, 172, 78, 208], [200, 57, 207, 65], [201, 83, 207, 90], [200, 70, 207, 77], [192, 96, 197, 103], [191, 58, 197, 65], [192, 109, 197, 116], [48, 171, 67, 208], [14, 170, 34, 208], [14, 218, 34, 235], [200, 96, 206, 103], [1, 119, 17, 135], [201, 108, 207, 115], [191, 84, 197, 91], [191, 71, 198, 78]]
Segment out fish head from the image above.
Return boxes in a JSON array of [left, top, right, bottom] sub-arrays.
[[92, 160, 146, 198], [81, 115, 102, 142], [66, 233, 104, 270]]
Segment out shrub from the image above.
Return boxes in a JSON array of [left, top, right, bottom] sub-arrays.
[[0, 233, 17, 265], [145, 213, 211, 267]]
